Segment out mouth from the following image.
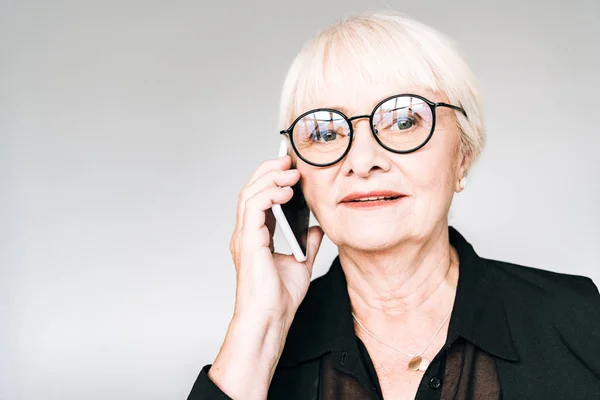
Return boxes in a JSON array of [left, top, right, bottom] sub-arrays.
[[346, 195, 402, 203], [339, 191, 407, 208]]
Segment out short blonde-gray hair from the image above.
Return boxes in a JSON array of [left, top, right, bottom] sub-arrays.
[[278, 10, 486, 169]]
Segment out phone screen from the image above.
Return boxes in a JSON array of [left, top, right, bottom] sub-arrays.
[[280, 181, 310, 255]]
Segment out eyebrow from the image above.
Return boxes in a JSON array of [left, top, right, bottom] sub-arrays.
[[307, 93, 428, 116], [314, 103, 415, 116], [309, 104, 350, 114], [315, 104, 367, 116]]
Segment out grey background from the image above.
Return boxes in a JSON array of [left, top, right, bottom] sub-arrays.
[[1, 0, 598, 399]]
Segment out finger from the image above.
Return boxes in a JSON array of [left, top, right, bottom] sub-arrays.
[[230, 156, 293, 262], [248, 155, 292, 186], [304, 226, 325, 276], [242, 186, 294, 233], [236, 169, 300, 230]]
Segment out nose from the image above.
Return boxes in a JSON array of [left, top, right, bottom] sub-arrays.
[[341, 117, 391, 177]]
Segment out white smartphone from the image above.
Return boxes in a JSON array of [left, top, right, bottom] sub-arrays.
[[271, 139, 311, 262]]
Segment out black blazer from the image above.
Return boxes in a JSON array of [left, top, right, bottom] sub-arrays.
[[189, 226, 600, 399]]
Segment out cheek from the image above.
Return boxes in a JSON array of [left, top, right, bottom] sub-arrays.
[[419, 158, 454, 191], [399, 133, 459, 198], [298, 169, 335, 219]]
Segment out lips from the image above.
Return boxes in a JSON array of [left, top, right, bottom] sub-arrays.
[[340, 190, 406, 203]]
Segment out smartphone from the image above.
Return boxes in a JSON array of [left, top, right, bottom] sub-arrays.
[[271, 139, 311, 262]]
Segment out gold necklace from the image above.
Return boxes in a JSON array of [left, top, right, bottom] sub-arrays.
[[351, 308, 453, 372]]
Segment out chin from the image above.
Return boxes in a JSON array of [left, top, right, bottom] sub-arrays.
[[334, 222, 411, 251], [346, 239, 398, 252]]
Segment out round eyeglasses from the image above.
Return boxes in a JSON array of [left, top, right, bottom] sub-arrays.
[[279, 93, 468, 167]]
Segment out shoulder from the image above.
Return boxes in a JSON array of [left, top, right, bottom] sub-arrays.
[[482, 257, 600, 378], [482, 257, 599, 324], [483, 257, 599, 305]]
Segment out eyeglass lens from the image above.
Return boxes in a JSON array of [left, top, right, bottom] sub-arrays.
[[291, 95, 434, 165]]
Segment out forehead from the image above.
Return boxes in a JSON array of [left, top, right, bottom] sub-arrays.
[[285, 29, 455, 126]]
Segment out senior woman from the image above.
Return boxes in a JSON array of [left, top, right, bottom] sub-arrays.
[[188, 11, 600, 400]]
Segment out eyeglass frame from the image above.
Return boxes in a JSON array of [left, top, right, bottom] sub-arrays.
[[279, 93, 469, 167]]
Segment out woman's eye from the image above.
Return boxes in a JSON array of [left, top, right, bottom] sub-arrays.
[[394, 117, 415, 130], [312, 130, 337, 142]]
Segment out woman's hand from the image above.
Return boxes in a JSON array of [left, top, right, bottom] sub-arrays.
[[230, 154, 324, 323], [207, 154, 324, 400]]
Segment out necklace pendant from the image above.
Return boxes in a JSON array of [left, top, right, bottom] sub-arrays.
[[408, 356, 430, 371]]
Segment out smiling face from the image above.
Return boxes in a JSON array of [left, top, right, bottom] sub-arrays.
[[292, 83, 470, 252]]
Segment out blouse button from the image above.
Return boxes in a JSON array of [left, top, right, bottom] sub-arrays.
[[429, 376, 442, 389]]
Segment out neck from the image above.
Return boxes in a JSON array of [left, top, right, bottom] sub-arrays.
[[339, 222, 459, 321]]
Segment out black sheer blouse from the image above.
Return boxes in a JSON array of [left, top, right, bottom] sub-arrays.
[[188, 226, 600, 399]]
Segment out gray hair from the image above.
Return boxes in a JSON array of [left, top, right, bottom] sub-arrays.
[[278, 10, 486, 169]]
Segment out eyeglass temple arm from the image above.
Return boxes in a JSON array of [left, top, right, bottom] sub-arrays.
[[436, 102, 468, 118]]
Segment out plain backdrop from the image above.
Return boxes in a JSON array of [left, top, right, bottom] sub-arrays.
[[1, 0, 599, 399]]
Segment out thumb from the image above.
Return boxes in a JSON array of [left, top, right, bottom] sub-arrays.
[[305, 225, 324, 272]]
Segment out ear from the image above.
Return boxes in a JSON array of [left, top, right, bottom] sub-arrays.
[[455, 145, 472, 192]]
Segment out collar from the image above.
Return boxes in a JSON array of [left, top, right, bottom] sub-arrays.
[[278, 225, 519, 368]]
